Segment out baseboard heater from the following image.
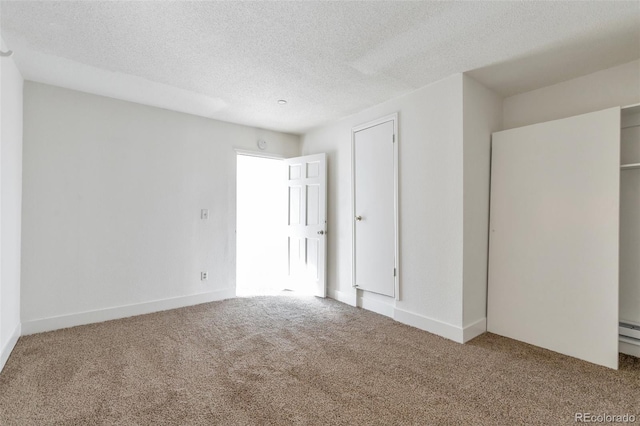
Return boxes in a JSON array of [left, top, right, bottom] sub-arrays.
[[619, 322, 640, 343]]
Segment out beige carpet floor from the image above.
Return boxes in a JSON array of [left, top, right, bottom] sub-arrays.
[[0, 295, 639, 425]]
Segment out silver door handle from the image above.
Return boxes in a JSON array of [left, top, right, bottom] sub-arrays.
[[317, 230, 325, 235], [355, 216, 362, 221]]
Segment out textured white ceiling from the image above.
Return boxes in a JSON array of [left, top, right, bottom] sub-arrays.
[[1, 1, 639, 134]]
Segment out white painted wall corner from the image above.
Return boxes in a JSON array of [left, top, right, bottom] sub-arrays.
[[393, 308, 487, 344], [462, 317, 487, 343]]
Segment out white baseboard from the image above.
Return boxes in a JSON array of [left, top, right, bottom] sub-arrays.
[[620, 336, 640, 358], [393, 308, 465, 343], [327, 290, 488, 344], [22, 288, 236, 335], [0, 322, 21, 373], [329, 288, 395, 319], [328, 288, 356, 307], [359, 295, 394, 318], [463, 318, 487, 343]]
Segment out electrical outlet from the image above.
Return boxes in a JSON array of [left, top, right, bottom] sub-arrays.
[[201, 271, 208, 281], [201, 209, 209, 220]]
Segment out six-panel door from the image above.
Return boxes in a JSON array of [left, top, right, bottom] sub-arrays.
[[285, 153, 327, 298]]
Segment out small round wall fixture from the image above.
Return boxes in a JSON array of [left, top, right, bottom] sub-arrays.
[[257, 139, 267, 150], [277, 99, 287, 105]]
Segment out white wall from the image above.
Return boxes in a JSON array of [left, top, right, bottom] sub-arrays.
[[21, 82, 300, 334], [462, 75, 503, 330], [0, 39, 24, 372], [301, 73, 503, 342], [302, 74, 467, 337], [503, 60, 640, 129]]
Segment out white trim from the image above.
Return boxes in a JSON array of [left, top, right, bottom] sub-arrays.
[[619, 336, 640, 358], [328, 288, 357, 307], [620, 318, 640, 327], [22, 289, 235, 335], [621, 102, 640, 110], [0, 323, 21, 373], [393, 308, 464, 343], [358, 294, 395, 318], [351, 113, 400, 300], [234, 148, 285, 160], [462, 318, 487, 343], [352, 114, 398, 133], [393, 114, 400, 301]]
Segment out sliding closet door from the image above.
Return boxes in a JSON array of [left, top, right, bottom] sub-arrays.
[[488, 107, 620, 369]]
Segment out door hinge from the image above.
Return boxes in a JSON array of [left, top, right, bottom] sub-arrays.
[[393, 268, 396, 277], [392, 134, 395, 143]]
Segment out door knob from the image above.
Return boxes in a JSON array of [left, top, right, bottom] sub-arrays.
[[355, 216, 362, 221], [317, 230, 325, 235]]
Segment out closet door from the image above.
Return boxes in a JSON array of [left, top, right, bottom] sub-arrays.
[[488, 107, 621, 369], [352, 115, 398, 298]]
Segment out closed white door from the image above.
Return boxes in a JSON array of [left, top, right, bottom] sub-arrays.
[[285, 153, 327, 297], [353, 115, 398, 297], [488, 107, 620, 369]]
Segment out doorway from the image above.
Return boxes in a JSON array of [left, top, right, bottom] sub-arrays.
[[236, 154, 287, 296]]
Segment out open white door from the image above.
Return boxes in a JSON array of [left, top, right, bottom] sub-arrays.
[[285, 153, 327, 297], [488, 107, 620, 369]]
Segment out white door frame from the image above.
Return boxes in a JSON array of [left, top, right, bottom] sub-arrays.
[[351, 113, 400, 300], [234, 148, 285, 160]]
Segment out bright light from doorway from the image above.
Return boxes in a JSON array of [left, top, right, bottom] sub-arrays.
[[236, 155, 287, 296]]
